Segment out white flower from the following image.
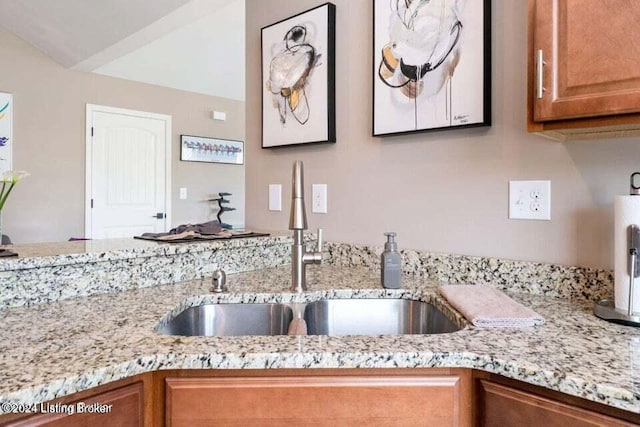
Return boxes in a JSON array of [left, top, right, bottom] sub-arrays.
[[0, 170, 29, 183], [0, 170, 29, 210]]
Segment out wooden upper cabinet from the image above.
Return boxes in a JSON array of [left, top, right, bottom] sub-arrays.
[[528, 0, 640, 140]]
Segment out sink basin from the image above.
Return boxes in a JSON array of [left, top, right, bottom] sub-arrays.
[[304, 299, 460, 336], [157, 303, 293, 336]]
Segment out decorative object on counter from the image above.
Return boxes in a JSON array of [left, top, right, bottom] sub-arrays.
[[0, 248, 17, 257], [381, 232, 401, 289], [134, 231, 270, 243], [261, 3, 336, 148], [0, 170, 29, 247], [135, 220, 270, 243], [211, 269, 227, 293], [180, 135, 244, 165], [289, 160, 323, 292], [209, 192, 236, 229], [439, 285, 545, 327], [373, 0, 491, 137], [0, 92, 12, 173], [595, 173, 640, 327]]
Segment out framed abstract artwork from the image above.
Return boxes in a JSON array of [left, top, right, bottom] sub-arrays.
[[0, 92, 13, 173], [261, 3, 336, 148], [373, 0, 491, 137], [180, 135, 244, 165]]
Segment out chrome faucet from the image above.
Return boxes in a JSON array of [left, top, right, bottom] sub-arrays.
[[289, 160, 323, 292]]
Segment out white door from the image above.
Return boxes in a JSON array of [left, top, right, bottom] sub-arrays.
[[87, 106, 171, 239]]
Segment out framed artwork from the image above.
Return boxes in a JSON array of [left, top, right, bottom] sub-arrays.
[[0, 92, 12, 173], [373, 0, 491, 137], [180, 135, 244, 165], [261, 3, 336, 148]]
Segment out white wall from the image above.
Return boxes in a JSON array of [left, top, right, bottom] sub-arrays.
[[94, 0, 245, 101], [0, 27, 245, 243], [245, 0, 640, 270]]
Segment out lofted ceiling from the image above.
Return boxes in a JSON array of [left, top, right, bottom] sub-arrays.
[[0, 0, 245, 100], [0, 0, 192, 68]]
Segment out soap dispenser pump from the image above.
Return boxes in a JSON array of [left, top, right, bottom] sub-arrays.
[[381, 232, 402, 289]]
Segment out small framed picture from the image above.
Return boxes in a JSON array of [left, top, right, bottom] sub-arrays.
[[261, 3, 336, 148], [180, 135, 244, 165]]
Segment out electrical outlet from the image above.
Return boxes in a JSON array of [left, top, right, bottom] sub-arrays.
[[268, 184, 282, 211], [509, 180, 551, 220], [312, 184, 328, 214]]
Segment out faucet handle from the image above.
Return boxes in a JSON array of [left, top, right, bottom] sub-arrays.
[[211, 269, 227, 293], [316, 228, 323, 252]]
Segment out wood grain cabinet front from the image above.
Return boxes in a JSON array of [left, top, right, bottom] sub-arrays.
[[478, 380, 638, 427], [528, 0, 640, 140], [165, 374, 472, 427], [3, 382, 144, 427]]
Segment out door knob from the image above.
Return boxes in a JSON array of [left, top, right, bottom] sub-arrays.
[[152, 213, 165, 219]]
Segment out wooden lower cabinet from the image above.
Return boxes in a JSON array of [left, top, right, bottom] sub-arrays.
[[165, 373, 471, 427], [478, 379, 639, 427], [3, 382, 144, 427], [3, 369, 640, 426]]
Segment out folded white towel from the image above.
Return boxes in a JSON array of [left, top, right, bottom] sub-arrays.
[[438, 285, 545, 328]]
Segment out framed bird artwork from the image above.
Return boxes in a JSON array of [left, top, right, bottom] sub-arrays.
[[261, 3, 336, 148]]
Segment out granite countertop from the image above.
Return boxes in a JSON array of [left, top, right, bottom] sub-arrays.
[[0, 265, 639, 414], [0, 233, 290, 271]]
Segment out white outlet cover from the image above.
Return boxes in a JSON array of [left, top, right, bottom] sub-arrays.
[[509, 180, 551, 221], [179, 187, 188, 200], [268, 184, 282, 211], [312, 184, 328, 214]]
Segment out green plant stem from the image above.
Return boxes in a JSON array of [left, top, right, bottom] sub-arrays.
[[0, 181, 7, 210], [0, 181, 16, 211]]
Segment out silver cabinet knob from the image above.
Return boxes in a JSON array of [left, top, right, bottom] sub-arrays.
[[211, 269, 227, 293]]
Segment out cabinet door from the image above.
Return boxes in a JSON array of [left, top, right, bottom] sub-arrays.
[[5, 383, 144, 427], [166, 375, 468, 427], [533, 0, 640, 122], [478, 380, 636, 427]]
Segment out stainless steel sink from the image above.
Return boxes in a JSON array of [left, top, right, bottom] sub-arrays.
[[157, 303, 293, 336], [304, 299, 460, 336]]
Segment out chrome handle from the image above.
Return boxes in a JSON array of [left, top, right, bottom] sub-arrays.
[[536, 49, 546, 99], [316, 228, 323, 252], [629, 248, 637, 316]]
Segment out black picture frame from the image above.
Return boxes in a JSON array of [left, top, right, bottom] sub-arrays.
[[180, 135, 244, 165], [372, 0, 491, 137], [261, 2, 336, 148]]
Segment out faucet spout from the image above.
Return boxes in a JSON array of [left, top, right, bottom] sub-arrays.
[[289, 160, 323, 293], [289, 160, 307, 231]]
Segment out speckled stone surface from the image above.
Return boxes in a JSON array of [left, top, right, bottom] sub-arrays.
[[0, 236, 613, 312], [0, 235, 297, 309], [0, 265, 638, 415], [0, 235, 294, 270], [326, 242, 614, 301]]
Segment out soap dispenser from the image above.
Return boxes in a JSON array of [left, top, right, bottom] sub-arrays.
[[381, 232, 402, 289]]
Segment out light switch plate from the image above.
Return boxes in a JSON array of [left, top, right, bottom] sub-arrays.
[[509, 180, 551, 220], [212, 111, 226, 121], [179, 188, 188, 200], [268, 184, 282, 211], [312, 184, 328, 214]]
